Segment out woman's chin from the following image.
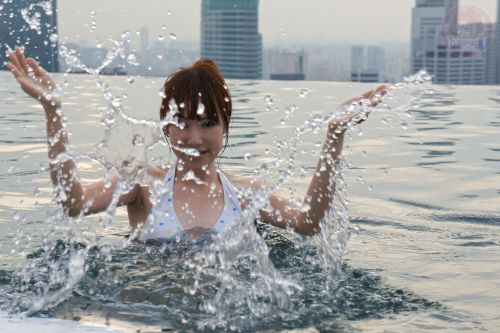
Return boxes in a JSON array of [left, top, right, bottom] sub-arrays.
[[179, 152, 214, 169]]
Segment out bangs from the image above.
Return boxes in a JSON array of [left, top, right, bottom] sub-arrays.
[[160, 59, 232, 132], [173, 82, 223, 125]]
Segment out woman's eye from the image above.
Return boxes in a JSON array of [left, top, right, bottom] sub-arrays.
[[200, 120, 215, 128]]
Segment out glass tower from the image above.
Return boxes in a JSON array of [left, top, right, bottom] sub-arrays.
[[411, 0, 490, 85], [0, 0, 59, 72], [201, 0, 262, 79]]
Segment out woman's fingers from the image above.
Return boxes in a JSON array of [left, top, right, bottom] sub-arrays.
[[360, 85, 386, 107], [330, 84, 388, 133], [27, 58, 54, 90], [370, 85, 387, 107], [361, 89, 375, 100], [5, 62, 22, 79], [15, 47, 29, 76], [7, 51, 23, 75], [6, 57, 44, 99], [26, 57, 46, 77], [374, 84, 386, 97]]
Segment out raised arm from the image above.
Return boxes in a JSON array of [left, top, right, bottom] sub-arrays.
[[6, 48, 140, 217], [259, 85, 386, 235]]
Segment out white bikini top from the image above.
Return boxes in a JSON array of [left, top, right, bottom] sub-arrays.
[[139, 163, 242, 243]]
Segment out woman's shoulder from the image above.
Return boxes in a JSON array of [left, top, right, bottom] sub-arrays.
[[135, 165, 170, 204], [144, 164, 170, 181]]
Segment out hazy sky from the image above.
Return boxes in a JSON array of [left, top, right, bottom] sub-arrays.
[[57, 0, 498, 47]]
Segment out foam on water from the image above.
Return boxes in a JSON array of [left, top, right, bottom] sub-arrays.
[[0, 313, 128, 333]]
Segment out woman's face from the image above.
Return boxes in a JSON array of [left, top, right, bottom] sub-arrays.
[[166, 113, 225, 171]]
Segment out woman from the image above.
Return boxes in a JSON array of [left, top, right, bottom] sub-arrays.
[[6, 47, 385, 241]]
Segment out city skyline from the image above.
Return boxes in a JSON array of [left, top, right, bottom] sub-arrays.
[[55, 0, 497, 47], [2, 0, 497, 84]]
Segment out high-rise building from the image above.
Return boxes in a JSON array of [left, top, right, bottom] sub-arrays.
[[411, 0, 491, 85], [0, 0, 59, 72], [201, 0, 262, 79], [486, 0, 500, 84], [270, 49, 306, 81], [140, 26, 150, 55], [351, 45, 385, 82]]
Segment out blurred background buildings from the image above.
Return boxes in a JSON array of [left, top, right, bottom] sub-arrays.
[[1, 0, 498, 85]]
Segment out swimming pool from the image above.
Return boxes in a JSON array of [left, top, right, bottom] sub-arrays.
[[0, 71, 499, 332]]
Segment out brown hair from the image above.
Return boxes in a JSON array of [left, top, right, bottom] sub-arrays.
[[160, 59, 232, 134]]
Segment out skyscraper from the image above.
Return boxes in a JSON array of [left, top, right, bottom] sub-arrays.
[[351, 45, 385, 83], [270, 49, 306, 81], [411, 0, 490, 85], [485, 0, 500, 84], [0, 0, 59, 72], [201, 0, 262, 80]]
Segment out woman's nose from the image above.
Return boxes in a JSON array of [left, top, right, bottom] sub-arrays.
[[186, 127, 203, 146]]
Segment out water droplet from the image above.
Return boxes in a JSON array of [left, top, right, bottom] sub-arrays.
[[169, 33, 177, 40], [224, 96, 230, 102], [40, 1, 53, 16], [196, 102, 205, 115], [49, 33, 57, 43], [127, 76, 135, 83], [161, 24, 167, 30], [111, 98, 121, 108], [264, 95, 273, 105], [158, 89, 166, 98], [127, 54, 137, 65], [158, 35, 165, 41], [299, 88, 308, 98], [7, 165, 13, 173], [244, 152, 252, 160], [133, 134, 144, 146]]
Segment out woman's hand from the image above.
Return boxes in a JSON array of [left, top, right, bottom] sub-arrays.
[[329, 84, 386, 133], [5, 47, 61, 110]]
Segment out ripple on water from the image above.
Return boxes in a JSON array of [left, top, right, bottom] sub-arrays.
[[0, 235, 438, 332]]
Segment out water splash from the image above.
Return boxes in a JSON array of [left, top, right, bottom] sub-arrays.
[[20, 7, 41, 34], [8, 7, 434, 329], [180, 69, 432, 327]]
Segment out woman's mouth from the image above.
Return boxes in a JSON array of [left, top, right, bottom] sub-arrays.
[[192, 148, 209, 157]]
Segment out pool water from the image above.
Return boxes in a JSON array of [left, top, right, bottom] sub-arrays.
[[0, 72, 499, 332]]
